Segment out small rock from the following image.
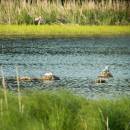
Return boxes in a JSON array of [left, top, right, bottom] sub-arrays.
[[95, 78, 106, 83]]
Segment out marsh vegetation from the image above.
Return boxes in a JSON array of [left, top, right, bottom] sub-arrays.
[[0, 88, 130, 130], [0, 1, 130, 130], [0, 0, 130, 25]]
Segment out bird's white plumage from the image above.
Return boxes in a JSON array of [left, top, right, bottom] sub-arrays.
[[44, 72, 53, 76], [103, 66, 109, 72]]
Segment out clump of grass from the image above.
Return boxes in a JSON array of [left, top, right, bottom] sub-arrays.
[[0, 0, 129, 25], [0, 88, 130, 130]]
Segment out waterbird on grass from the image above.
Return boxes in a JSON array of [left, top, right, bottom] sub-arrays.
[[42, 72, 60, 81], [98, 66, 113, 78], [103, 66, 109, 72], [95, 66, 113, 84], [19, 76, 31, 81], [34, 16, 44, 25]]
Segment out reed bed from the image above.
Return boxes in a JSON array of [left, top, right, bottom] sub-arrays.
[[0, 89, 130, 130], [0, 0, 130, 25]]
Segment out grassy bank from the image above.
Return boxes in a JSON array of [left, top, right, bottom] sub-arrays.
[[0, 0, 130, 25], [0, 89, 130, 130], [0, 25, 130, 37]]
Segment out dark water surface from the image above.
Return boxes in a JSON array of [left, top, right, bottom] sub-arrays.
[[0, 36, 130, 98]]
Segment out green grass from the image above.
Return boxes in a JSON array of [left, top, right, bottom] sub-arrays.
[[0, 25, 130, 37], [0, 89, 130, 130]]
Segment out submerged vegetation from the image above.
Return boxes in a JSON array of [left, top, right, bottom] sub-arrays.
[[0, 25, 130, 37], [0, 0, 130, 25], [0, 89, 130, 130]]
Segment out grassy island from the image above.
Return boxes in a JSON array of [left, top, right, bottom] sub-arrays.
[[0, 25, 130, 38], [0, 0, 130, 37]]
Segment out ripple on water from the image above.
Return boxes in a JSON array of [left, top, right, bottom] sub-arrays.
[[0, 36, 130, 98]]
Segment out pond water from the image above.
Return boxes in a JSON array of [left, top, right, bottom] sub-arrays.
[[0, 36, 130, 98]]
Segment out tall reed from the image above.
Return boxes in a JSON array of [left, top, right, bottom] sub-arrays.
[[0, 66, 8, 110], [0, 0, 129, 25], [106, 117, 110, 130], [0, 98, 3, 117], [16, 65, 22, 113]]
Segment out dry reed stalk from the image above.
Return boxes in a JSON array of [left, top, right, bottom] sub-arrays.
[[15, 65, 22, 113], [80, 115, 87, 130], [0, 66, 8, 110], [1, 44, 3, 54], [106, 116, 110, 130], [0, 98, 3, 117], [21, 104, 24, 114]]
